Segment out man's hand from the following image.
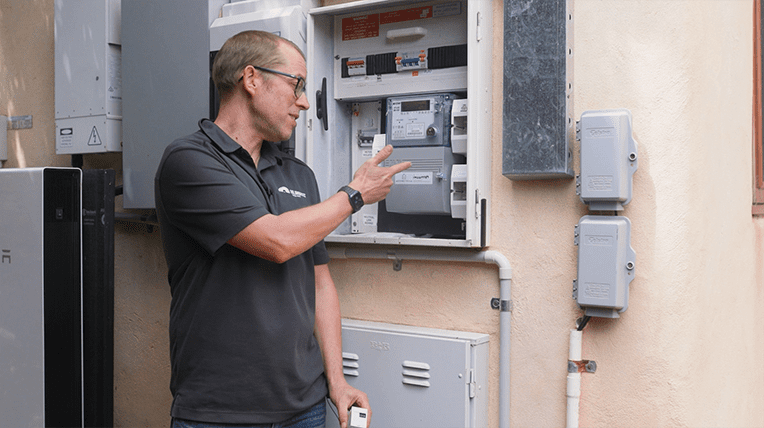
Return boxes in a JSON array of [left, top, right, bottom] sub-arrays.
[[329, 381, 371, 428], [349, 145, 411, 205]]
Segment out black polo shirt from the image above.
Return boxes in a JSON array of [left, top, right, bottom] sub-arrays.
[[155, 119, 330, 424]]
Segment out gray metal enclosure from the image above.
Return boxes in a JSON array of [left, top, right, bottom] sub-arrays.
[[326, 319, 489, 428], [121, 1, 219, 208]]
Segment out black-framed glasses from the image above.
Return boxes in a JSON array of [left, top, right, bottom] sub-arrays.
[[240, 65, 306, 99]]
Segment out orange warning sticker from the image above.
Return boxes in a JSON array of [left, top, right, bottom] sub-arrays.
[[341, 14, 380, 41], [379, 6, 433, 25]]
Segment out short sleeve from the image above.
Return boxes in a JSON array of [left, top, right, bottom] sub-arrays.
[[156, 142, 268, 255]]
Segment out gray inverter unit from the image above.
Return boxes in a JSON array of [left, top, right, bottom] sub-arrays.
[[0, 168, 84, 427], [326, 319, 489, 428]]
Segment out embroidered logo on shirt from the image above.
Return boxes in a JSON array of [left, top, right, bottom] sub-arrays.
[[278, 186, 307, 198]]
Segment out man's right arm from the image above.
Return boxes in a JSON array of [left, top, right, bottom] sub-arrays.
[[227, 145, 410, 263]]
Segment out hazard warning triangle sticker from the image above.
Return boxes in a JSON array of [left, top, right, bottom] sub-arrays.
[[87, 126, 103, 146]]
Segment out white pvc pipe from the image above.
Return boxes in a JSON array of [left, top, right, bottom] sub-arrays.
[[327, 246, 512, 428], [567, 329, 583, 428]]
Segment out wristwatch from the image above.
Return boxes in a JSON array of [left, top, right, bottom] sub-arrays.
[[338, 185, 364, 213]]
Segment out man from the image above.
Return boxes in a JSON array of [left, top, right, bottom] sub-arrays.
[[155, 30, 410, 428]]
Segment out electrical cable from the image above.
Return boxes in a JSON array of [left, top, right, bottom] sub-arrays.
[[576, 315, 591, 331]]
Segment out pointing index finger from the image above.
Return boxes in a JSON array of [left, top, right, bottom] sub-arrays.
[[387, 160, 412, 175], [369, 144, 393, 165]]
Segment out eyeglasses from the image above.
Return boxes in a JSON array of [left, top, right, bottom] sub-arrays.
[[240, 65, 306, 99]]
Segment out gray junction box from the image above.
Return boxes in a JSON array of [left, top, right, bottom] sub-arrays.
[[326, 319, 489, 428], [576, 109, 638, 211], [574, 215, 636, 318]]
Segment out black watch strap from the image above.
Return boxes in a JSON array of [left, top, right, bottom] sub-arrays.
[[338, 185, 364, 213]]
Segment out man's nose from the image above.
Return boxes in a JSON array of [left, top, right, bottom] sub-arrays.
[[296, 91, 310, 110]]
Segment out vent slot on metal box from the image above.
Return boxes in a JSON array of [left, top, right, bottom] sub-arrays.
[[342, 352, 360, 377]]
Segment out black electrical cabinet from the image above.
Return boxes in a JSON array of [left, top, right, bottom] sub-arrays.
[[82, 169, 115, 428]]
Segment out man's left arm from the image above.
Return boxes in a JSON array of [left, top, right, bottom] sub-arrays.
[[314, 264, 371, 428]]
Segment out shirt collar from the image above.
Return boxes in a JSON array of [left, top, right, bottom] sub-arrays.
[[198, 118, 283, 168]]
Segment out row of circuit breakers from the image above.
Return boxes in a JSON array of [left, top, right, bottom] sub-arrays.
[[573, 109, 638, 319], [341, 44, 467, 77]]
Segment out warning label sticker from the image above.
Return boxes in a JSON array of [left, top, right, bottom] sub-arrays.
[[59, 128, 73, 148], [87, 126, 102, 146], [341, 2, 462, 41], [362, 214, 377, 226], [341, 14, 379, 41]]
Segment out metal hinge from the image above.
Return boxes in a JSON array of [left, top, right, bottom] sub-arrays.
[[468, 369, 477, 399], [475, 189, 481, 219]]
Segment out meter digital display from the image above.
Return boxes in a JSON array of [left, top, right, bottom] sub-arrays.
[[401, 100, 430, 112], [386, 93, 456, 147]]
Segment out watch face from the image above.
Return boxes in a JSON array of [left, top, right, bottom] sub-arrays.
[[350, 192, 363, 210], [341, 186, 363, 213]]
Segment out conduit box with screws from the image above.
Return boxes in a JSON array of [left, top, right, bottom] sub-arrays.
[[576, 109, 638, 211], [573, 215, 636, 318]]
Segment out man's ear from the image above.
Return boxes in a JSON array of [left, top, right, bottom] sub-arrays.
[[240, 65, 260, 95]]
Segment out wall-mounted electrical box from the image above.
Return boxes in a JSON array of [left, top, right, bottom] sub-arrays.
[[55, 0, 122, 154], [307, 0, 493, 247], [325, 319, 489, 428], [502, 0, 574, 180], [573, 215, 636, 318], [122, 0, 226, 208], [576, 109, 638, 211]]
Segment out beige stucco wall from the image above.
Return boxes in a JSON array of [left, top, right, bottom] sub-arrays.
[[2, 0, 764, 427]]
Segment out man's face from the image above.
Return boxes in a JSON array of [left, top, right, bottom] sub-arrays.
[[250, 44, 310, 143]]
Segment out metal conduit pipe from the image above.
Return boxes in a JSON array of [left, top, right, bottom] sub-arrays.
[[327, 246, 513, 428]]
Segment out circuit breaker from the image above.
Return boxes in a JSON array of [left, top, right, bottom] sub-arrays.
[[573, 216, 636, 318], [576, 109, 638, 211], [55, 0, 122, 154]]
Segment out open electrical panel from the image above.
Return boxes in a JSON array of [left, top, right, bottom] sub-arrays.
[[305, 0, 492, 247]]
